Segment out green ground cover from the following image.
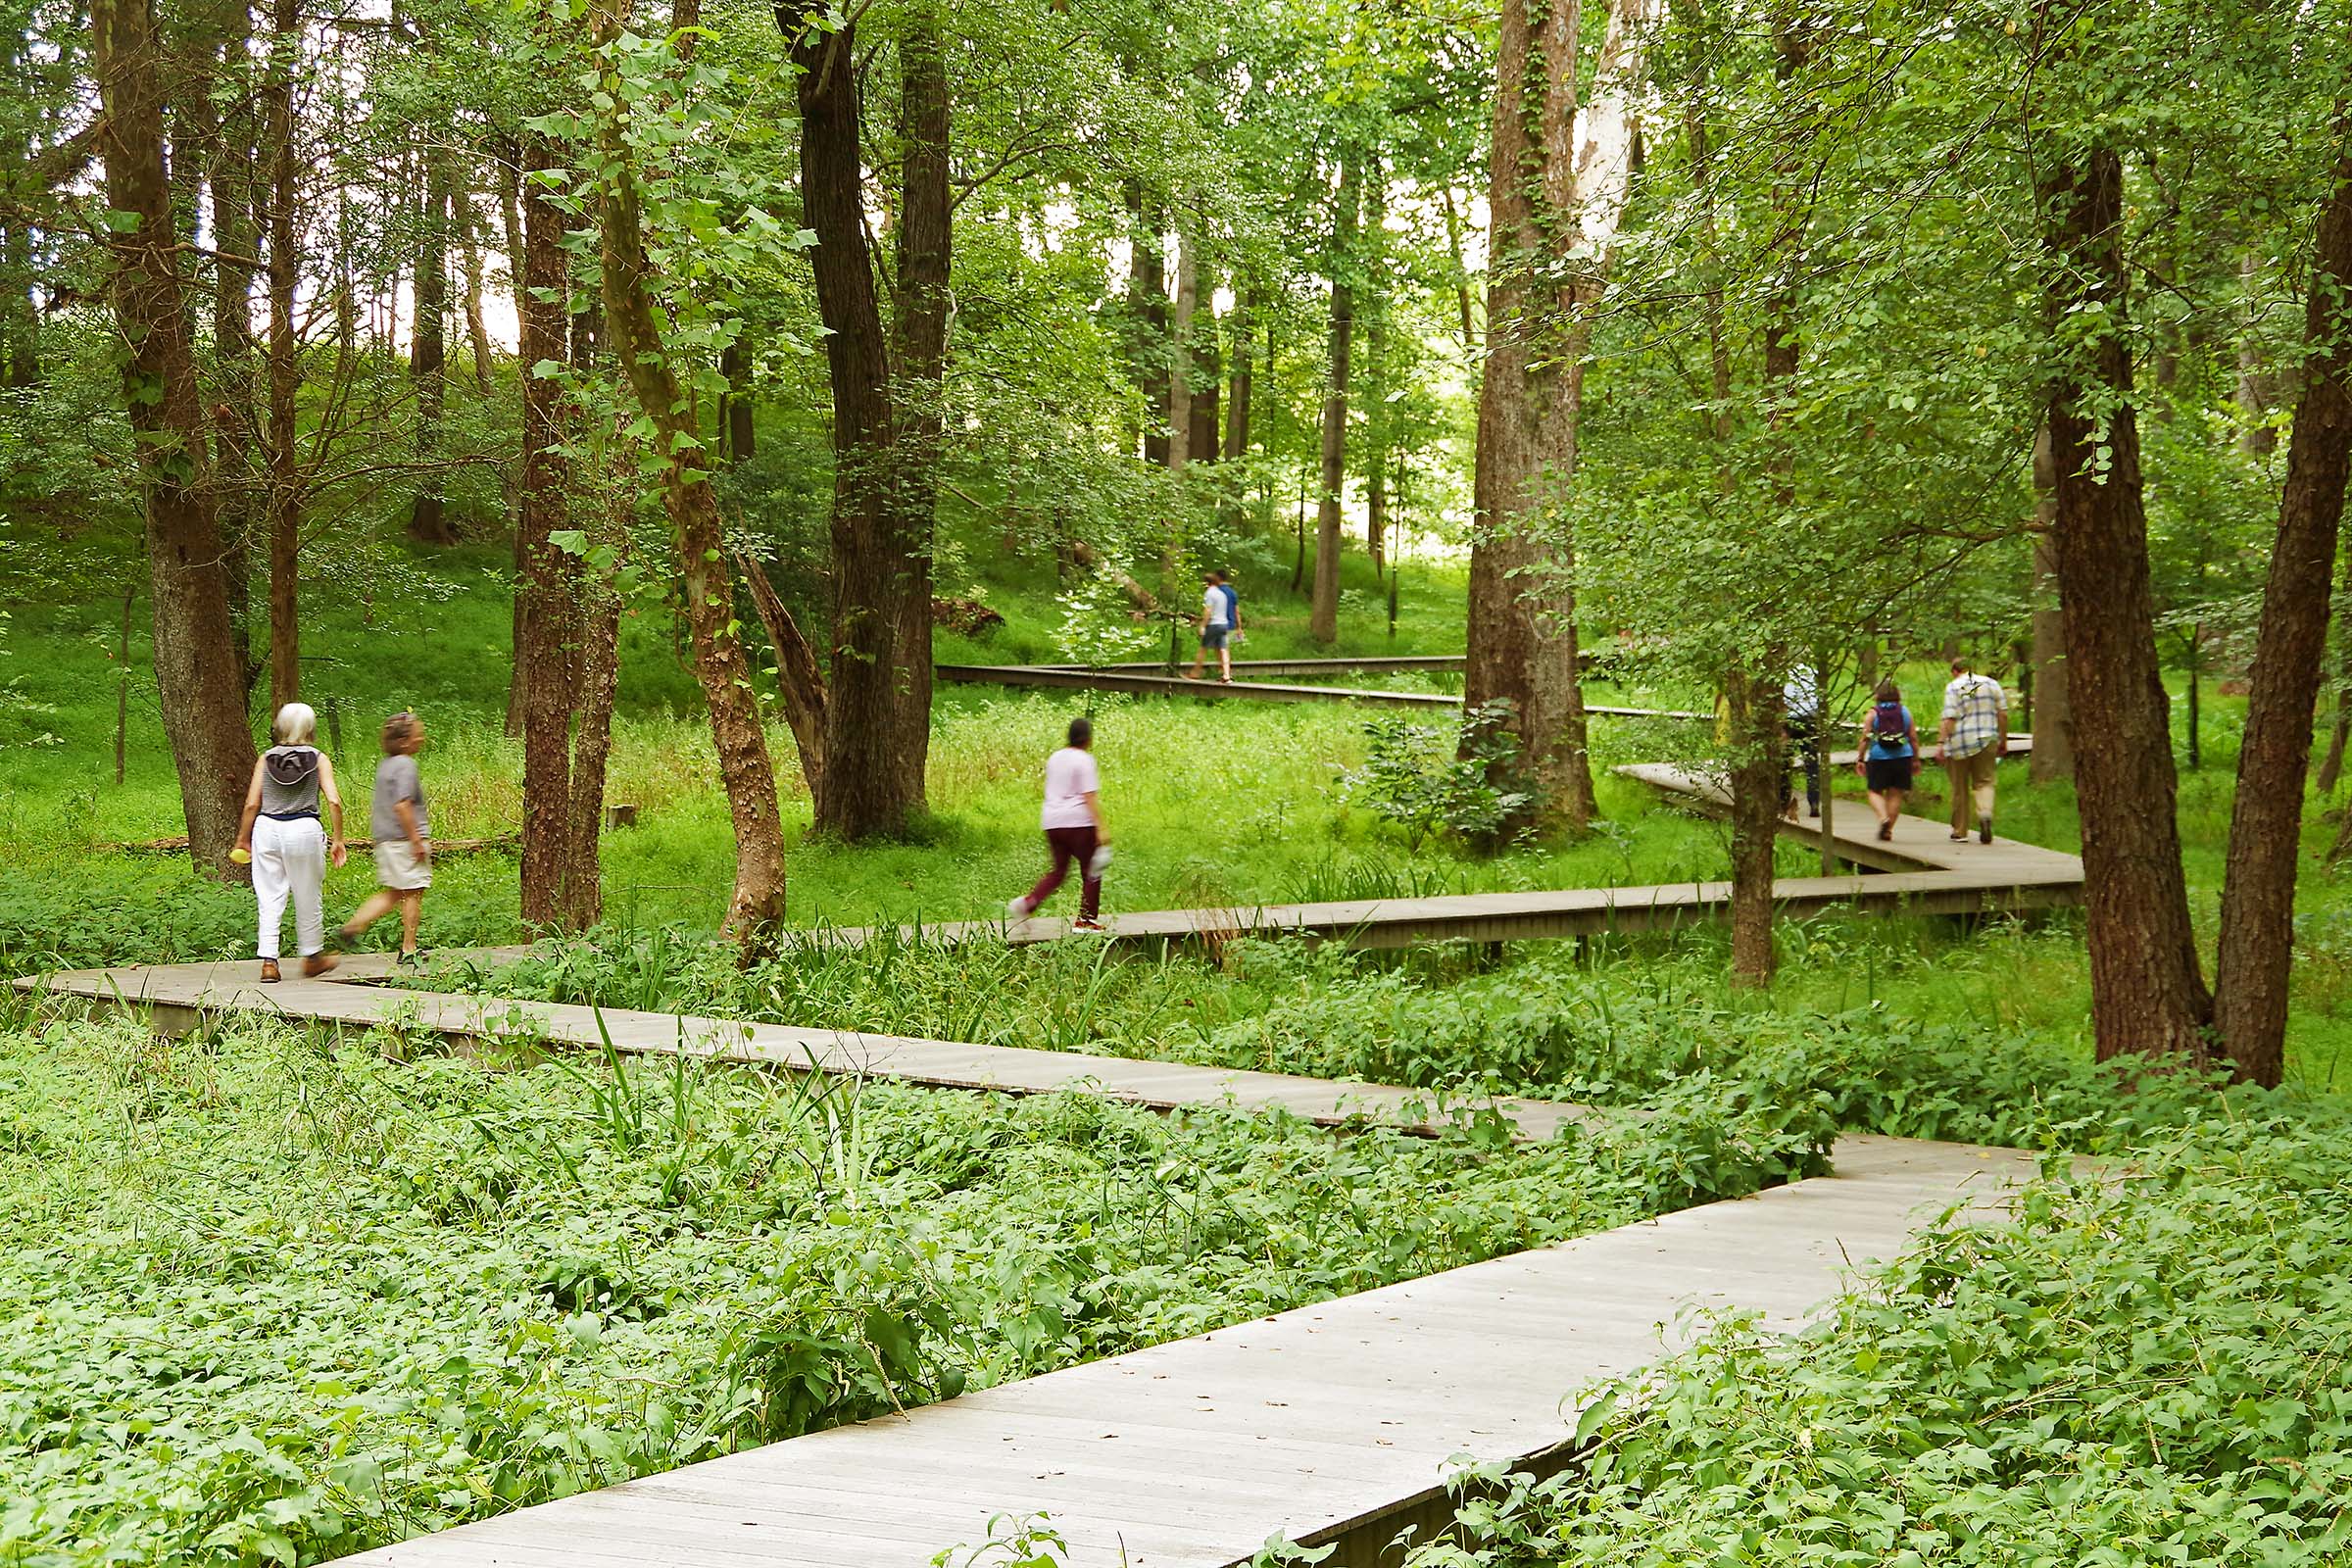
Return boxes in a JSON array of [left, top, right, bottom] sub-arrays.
[[1402, 1106, 2352, 1568], [0, 999, 1816, 1568]]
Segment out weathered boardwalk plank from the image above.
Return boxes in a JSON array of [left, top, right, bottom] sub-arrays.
[[319, 1132, 2025, 1567], [822, 750, 2079, 951], [22, 964, 1595, 1141], [935, 663, 1705, 720]]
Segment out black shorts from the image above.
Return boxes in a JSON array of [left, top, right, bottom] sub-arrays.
[[1865, 755, 1915, 792]]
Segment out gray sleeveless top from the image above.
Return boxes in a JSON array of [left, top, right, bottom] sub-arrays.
[[261, 746, 321, 818]]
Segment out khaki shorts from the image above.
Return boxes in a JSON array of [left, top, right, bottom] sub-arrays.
[[373, 839, 432, 891]]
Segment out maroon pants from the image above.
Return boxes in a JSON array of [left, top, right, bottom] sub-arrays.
[[1025, 825, 1101, 919]]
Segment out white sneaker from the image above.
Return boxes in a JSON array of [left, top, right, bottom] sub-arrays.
[[1005, 897, 1033, 925]]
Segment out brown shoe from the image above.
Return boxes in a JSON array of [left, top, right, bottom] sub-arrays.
[[259, 959, 280, 983], [301, 953, 339, 978]]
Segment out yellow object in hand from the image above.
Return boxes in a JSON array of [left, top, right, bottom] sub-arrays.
[[229, 848, 251, 864]]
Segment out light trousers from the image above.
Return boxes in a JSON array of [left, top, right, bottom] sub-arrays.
[[1946, 749, 1998, 832], [253, 814, 326, 958]]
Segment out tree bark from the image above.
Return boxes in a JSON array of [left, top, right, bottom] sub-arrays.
[[1168, 223, 1195, 474], [408, 157, 455, 544], [1223, 286, 1251, 460], [262, 0, 300, 710], [719, 336, 755, 463], [1460, 0, 1648, 831], [597, 10, 788, 943], [2212, 126, 2352, 1088], [91, 0, 258, 875], [2038, 143, 2213, 1064], [460, 186, 494, 394], [202, 0, 261, 697], [1137, 195, 1169, 466], [1363, 166, 1388, 572], [784, 0, 939, 840], [881, 0, 948, 829], [2028, 423, 2074, 782], [1727, 672, 1783, 986], [737, 550, 829, 811], [1310, 153, 1358, 646], [515, 130, 579, 926]]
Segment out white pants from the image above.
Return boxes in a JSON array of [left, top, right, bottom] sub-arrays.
[[254, 814, 326, 959]]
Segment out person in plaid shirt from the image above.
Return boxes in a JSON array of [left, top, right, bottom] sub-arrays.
[[1938, 659, 2009, 844]]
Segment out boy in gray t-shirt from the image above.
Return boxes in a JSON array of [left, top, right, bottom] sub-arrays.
[[335, 712, 432, 964]]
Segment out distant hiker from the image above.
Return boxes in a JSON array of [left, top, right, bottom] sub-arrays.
[[1856, 679, 1919, 843], [233, 702, 349, 982], [1189, 569, 1235, 683], [1008, 715, 1107, 933], [1782, 665, 1822, 820], [1938, 659, 2009, 844], [335, 712, 431, 966], [1215, 569, 1242, 646]]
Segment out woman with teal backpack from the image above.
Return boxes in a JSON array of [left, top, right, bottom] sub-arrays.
[[1855, 679, 1918, 842]]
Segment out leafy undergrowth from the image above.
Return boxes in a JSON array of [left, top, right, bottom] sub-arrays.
[[449, 928, 2251, 1153], [1405, 1108, 2352, 1567], [0, 1003, 1826, 1567]]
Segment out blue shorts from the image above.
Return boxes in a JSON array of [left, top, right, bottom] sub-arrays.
[[1200, 625, 1231, 651]]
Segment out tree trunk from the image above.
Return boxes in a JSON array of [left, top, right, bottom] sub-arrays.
[[881, 0, 948, 830], [2212, 128, 2352, 1089], [262, 0, 300, 711], [737, 550, 829, 810], [1439, 185, 1478, 351], [1168, 223, 1195, 473], [598, 8, 788, 943], [1134, 189, 1169, 466], [91, 0, 257, 875], [1310, 154, 1358, 646], [1727, 672, 1783, 987], [2317, 560, 2352, 794], [719, 336, 755, 463], [1223, 286, 1252, 460], [1191, 316, 1219, 466], [1363, 164, 1388, 572], [461, 188, 494, 394], [204, 0, 261, 698], [1460, 0, 1647, 832], [787, 0, 936, 841], [2038, 143, 2213, 1064], [515, 130, 579, 926], [559, 487, 628, 931], [408, 157, 455, 544], [2028, 423, 2074, 781]]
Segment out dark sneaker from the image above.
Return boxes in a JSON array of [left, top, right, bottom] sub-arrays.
[[395, 949, 424, 969], [1980, 818, 1994, 845], [1071, 917, 1106, 933]]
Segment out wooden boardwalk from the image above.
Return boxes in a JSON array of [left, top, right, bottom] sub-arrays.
[[830, 751, 2079, 951], [937, 662, 1705, 720], [326, 1133, 2027, 1567], [24, 963, 1595, 1141]]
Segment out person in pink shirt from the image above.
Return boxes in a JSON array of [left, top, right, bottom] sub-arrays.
[[1007, 716, 1108, 932]]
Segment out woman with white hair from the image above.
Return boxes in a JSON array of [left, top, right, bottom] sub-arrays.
[[232, 702, 350, 981]]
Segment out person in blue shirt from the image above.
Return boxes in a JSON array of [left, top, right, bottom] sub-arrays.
[[1854, 678, 1919, 843], [1187, 569, 1239, 682]]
